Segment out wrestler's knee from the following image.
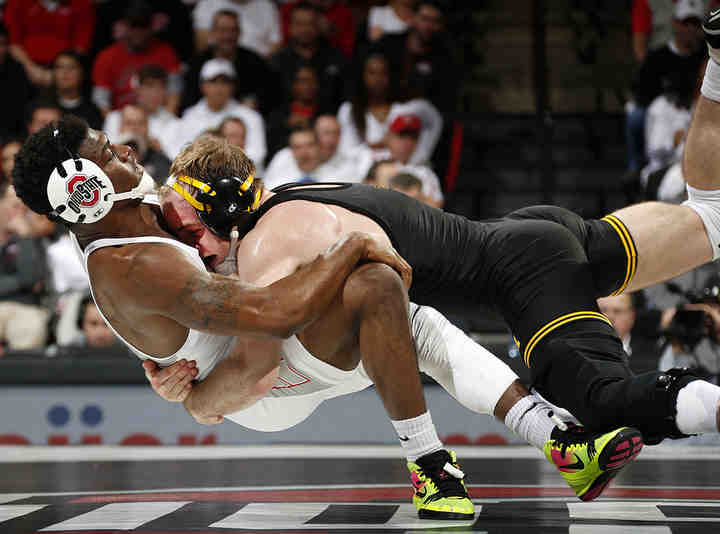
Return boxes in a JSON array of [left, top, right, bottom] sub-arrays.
[[534, 335, 632, 431], [343, 263, 407, 314]]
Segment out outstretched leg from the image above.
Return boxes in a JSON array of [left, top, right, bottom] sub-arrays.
[[338, 263, 474, 520]]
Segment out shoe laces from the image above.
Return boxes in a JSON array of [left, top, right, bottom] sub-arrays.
[[552, 422, 597, 461], [418, 453, 467, 498]]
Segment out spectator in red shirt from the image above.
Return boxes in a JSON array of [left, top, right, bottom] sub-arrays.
[[5, 0, 95, 87], [279, 0, 357, 59], [91, 0, 182, 116]]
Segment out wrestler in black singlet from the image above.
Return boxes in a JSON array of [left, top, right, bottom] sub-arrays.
[[254, 183, 695, 443]]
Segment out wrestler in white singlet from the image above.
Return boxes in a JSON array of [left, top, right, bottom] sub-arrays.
[[75, 235, 517, 432]]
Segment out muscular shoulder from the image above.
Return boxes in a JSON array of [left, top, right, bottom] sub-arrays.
[[260, 200, 341, 244], [236, 200, 341, 285]]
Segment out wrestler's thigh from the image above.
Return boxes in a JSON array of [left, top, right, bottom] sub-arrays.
[[298, 291, 360, 371], [296, 264, 403, 371], [612, 201, 712, 292]]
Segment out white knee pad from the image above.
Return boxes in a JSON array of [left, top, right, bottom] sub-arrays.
[[410, 303, 519, 416], [683, 184, 720, 260]]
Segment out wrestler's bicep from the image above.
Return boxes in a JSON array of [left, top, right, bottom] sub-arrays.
[[125, 245, 277, 337]]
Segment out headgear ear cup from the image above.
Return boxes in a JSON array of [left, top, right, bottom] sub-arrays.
[[47, 158, 117, 224]]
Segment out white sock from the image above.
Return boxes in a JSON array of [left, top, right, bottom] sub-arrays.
[[504, 394, 558, 450], [675, 380, 720, 435], [702, 59, 720, 101], [391, 411, 443, 462]]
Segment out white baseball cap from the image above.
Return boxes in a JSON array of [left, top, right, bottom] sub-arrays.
[[674, 0, 705, 21], [200, 58, 236, 81]]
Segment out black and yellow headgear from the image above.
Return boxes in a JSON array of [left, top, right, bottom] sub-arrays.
[[168, 172, 261, 238]]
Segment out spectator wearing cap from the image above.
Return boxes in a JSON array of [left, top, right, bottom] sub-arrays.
[[49, 50, 103, 130], [271, 2, 347, 113], [182, 10, 282, 116], [631, 0, 709, 63], [92, 1, 182, 116], [626, 0, 707, 175], [4, 0, 95, 87], [0, 23, 32, 141], [371, 1, 458, 113], [313, 115, 372, 183], [378, 113, 444, 207], [178, 58, 267, 169], [103, 65, 181, 159], [193, 0, 283, 58], [263, 125, 322, 190]]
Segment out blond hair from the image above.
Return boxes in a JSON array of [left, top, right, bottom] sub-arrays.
[[170, 135, 255, 184]]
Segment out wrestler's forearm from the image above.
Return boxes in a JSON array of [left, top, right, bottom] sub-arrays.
[[185, 364, 261, 417], [184, 342, 279, 417], [180, 232, 367, 339]]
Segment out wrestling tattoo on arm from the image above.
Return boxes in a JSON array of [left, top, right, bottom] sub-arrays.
[[136, 232, 411, 338]]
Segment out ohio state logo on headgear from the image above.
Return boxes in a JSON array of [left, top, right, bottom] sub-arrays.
[[47, 158, 116, 224], [66, 174, 106, 213]]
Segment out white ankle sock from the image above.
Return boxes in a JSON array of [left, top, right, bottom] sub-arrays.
[[675, 380, 720, 435], [391, 411, 443, 462], [504, 394, 558, 450]]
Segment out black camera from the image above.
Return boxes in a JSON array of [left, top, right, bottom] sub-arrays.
[[664, 281, 720, 350]]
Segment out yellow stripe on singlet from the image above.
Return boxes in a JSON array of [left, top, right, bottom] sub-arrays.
[[523, 311, 613, 367], [601, 215, 638, 296]]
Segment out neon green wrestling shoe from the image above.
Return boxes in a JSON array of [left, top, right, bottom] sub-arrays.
[[544, 423, 644, 501], [407, 449, 475, 520]]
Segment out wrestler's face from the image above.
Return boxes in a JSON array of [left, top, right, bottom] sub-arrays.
[[79, 129, 146, 195], [161, 189, 230, 271]]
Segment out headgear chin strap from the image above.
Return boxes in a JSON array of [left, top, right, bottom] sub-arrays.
[[47, 158, 156, 224], [167, 172, 261, 238]]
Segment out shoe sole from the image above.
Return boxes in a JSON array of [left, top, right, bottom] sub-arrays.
[[418, 509, 475, 520], [580, 427, 644, 502]]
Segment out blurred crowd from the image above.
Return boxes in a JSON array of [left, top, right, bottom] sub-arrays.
[[3, 0, 720, 384], [0, 0, 457, 357]]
